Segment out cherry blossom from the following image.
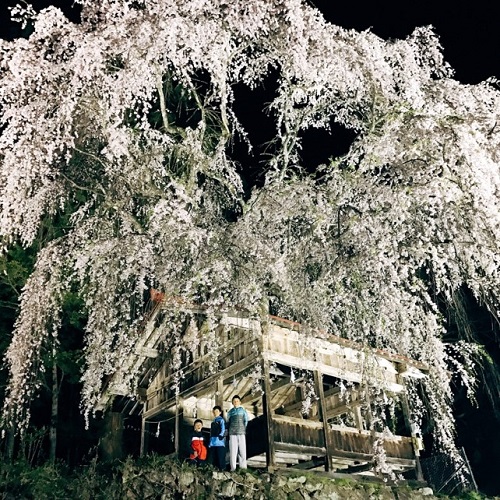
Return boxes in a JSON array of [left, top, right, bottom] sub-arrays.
[[0, 0, 498, 465]]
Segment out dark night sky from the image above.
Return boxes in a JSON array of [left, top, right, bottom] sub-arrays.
[[1, 0, 499, 84], [313, 0, 500, 85]]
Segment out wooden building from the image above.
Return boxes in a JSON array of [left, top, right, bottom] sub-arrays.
[[96, 297, 427, 477]]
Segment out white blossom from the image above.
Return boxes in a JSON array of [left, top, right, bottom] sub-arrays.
[[0, 0, 498, 464]]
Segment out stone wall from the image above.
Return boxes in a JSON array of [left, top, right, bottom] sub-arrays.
[[121, 458, 438, 499]]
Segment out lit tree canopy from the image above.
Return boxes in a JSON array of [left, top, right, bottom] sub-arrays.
[[1, 0, 499, 458]]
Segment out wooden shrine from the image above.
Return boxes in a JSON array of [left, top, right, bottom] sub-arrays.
[[96, 297, 428, 477]]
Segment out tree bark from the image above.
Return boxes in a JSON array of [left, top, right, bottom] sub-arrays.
[[4, 426, 15, 461]]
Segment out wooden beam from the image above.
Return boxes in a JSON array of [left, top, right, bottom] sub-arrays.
[[331, 449, 415, 468], [144, 352, 259, 419], [273, 413, 323, 429], [265, 352, 403, 393], [262, 358, 276, 469], [135, 346, 159, 358], [248, 453, 304, 466], [273, 420, 414, 470], [137, 387, 147, 402], [314, 370, 334, 472], [242, 375, 300, 408], [323, 386, 342, 398], [267, 316, 428, 372], [287, 389, 364, 421], [290, 457, 326, 470], [344, 462, 373, 474], [324, 401, 364, 420], [275, 442, 326, 456]]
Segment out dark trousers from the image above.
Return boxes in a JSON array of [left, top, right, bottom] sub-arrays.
[[209, 445, 226, 470], [186, 457, 206, 466]]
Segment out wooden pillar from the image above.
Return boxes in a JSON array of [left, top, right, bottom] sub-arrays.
[[397, 364, 424, 481], [262, 357, 276, 470], [140, 416, 149, 457], [174, 396, 181, 455], [354, 405, 364, 432], [313, 370, 334, 472], [215, 377, 224, 409]]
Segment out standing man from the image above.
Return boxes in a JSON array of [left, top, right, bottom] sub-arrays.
[[227, 395, 248, 471]]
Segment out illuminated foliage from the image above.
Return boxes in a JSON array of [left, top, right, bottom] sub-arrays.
[[1, 0, 499, 464]]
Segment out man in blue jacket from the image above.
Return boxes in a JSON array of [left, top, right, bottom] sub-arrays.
[[227, 395, 248, 471], [208, 405, 226, 470]]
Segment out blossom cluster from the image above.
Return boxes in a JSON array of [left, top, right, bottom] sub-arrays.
[[0, 0, 498, 466]]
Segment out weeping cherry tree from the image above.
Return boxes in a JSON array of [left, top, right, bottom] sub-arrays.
[[0, 0, 499, 467]]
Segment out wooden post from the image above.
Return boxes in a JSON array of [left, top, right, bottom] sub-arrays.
[[259, 310, 276, 470], [262, 357, 276, 470], [216, 377, 224, 409], [397, 364, 424, 481], [174, 396, 181, 455], [313, 370, 334, 472], [354, 405, 364, 432], [140, 416, 149, 457]]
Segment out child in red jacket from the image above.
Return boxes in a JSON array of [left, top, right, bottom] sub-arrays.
[[188, 419, 208, 466]]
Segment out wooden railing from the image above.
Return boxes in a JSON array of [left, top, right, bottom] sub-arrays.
[[266, 416, 413, 460], [273, 415, 325, 449], [328, 425, 413, 459]]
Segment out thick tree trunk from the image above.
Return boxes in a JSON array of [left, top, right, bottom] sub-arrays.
[[4, 426, 15, 461], [99, 412, 124, 460]]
